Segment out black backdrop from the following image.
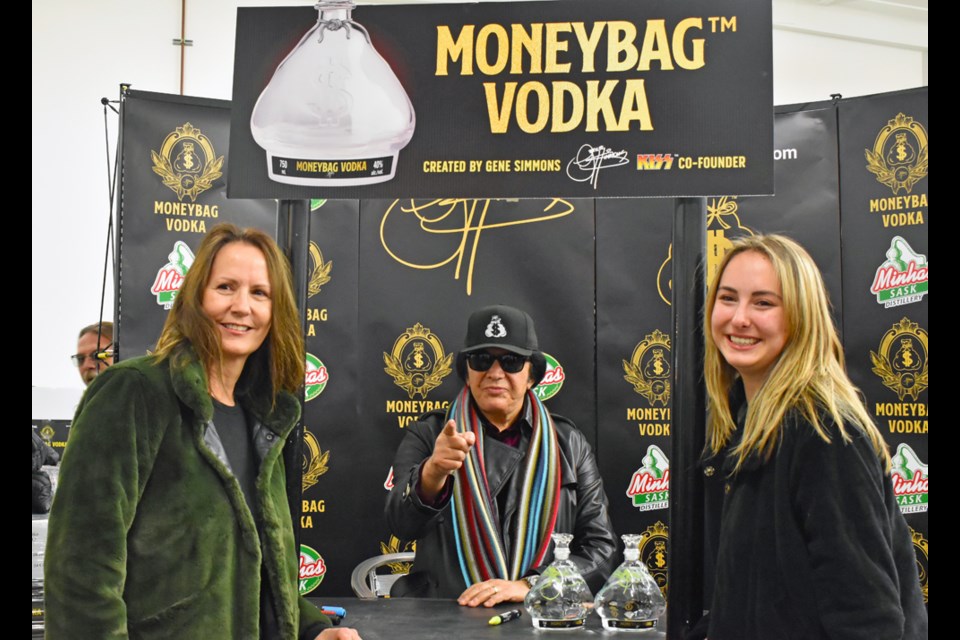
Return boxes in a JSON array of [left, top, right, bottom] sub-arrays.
[[111, 87, 928, 605]]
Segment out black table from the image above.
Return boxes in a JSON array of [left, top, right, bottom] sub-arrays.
[[306, 598, 667, 639]]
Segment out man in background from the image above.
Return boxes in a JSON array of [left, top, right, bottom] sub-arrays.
[[72, 322, 114, 386]]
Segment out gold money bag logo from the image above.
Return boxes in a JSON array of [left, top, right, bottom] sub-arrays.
[[706, 196, 755, 287], [151, 123, 224, 202], [865, 113, 928, 195], [384, 323, 453, 399], [301, 428, 330, 492], [638, 521, 669, 598], [658, 196, 756, 305], [870, 318, 928, 401], [623, 330, 671, 406], [308, 241, 332, 298], [910, 528, 928, 603], [39, 425, 56, 442]]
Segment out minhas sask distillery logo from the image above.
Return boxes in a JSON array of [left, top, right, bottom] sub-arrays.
[[627, 445, 670, 512], [891, 443, 928, 514], [870, 237, 927, 308], [152, 123, 224, 202], [151, 241, 195, 309], [304, 353, 329, 402], [298, 545, 327, 595], [383, 323, 452, 399], [533, 352, 565, 401], [384, 467, 395, 491]]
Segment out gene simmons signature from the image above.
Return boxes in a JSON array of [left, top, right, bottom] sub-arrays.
[[566, 144, 630, 189]]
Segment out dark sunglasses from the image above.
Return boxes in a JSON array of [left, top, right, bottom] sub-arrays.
[[466, 351, 529, 374]]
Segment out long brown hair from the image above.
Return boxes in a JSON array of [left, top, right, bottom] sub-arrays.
[[153, 223, 304, 400], [704, 234, 890, 471]]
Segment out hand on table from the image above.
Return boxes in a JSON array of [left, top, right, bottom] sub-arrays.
[[458, 578, 530, 608], [315, 626, 363, 640]]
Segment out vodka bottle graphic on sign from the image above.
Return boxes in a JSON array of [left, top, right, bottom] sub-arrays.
[[251, 1, 415, 186]]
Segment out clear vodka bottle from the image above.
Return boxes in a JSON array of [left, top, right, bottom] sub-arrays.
[[594, 534, 666, 631], [523, 533, 593, 630]]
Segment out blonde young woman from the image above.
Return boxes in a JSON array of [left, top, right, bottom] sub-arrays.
[[699, 235, 926, 640], [45, 224, 361, 640]]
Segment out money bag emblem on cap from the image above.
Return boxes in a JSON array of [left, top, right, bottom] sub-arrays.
[[485, 315, 507, 338]]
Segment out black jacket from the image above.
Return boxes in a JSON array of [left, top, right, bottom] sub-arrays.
[[703, 402, 928, 640], [32, 430, 60, 514], [385, 406, 617, 598]]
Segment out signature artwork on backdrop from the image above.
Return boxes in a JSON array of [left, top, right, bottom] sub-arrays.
[[379, 198, 576, 295], [228, 0, 773, 199]]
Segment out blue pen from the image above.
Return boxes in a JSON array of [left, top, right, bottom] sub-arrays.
[[320, 605, 347, 618]]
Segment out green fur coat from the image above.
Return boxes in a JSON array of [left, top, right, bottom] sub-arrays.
[[44, 347, 329, 639]]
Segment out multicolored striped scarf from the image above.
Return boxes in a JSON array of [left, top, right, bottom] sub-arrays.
[[448, 386, 561, 587]]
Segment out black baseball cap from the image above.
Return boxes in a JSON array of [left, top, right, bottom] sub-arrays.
[[456, 305, 547, 385], [462, 304, 539, 356]]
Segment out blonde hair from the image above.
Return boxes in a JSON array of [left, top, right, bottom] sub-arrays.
[[704, 234, 890, 471], [153, 224, 305, 401]]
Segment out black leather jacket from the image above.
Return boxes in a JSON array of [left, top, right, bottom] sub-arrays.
[[385, 404, 618, 598]]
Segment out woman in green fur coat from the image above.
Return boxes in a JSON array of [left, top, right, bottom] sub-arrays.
[[45, 224, 361, 640]]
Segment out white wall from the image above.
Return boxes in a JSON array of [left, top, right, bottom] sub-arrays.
[[772, 0, 927, 105], [32, 0, 927, 410]]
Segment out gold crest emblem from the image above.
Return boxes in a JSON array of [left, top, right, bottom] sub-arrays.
[[623, 330, 672, 406], [865, 113, 928, 195], [308, 241, 332, 298], [301, 428, 330, 492], [384, 323, 453, 399], [870, 317, 928, 401], [380, 535, 416, 575], [910, 527, 928, 603], [151, 122, 224, 202], [39, 424, 56, 442], [638, 521, 669, 598]]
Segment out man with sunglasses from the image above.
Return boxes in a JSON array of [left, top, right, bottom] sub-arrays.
[[72, 322, 115, 386], [386, 305, 617, 606]]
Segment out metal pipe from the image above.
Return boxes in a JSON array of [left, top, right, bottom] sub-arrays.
[[666, 197, 707, 639], [278, 199, 311, 558]]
